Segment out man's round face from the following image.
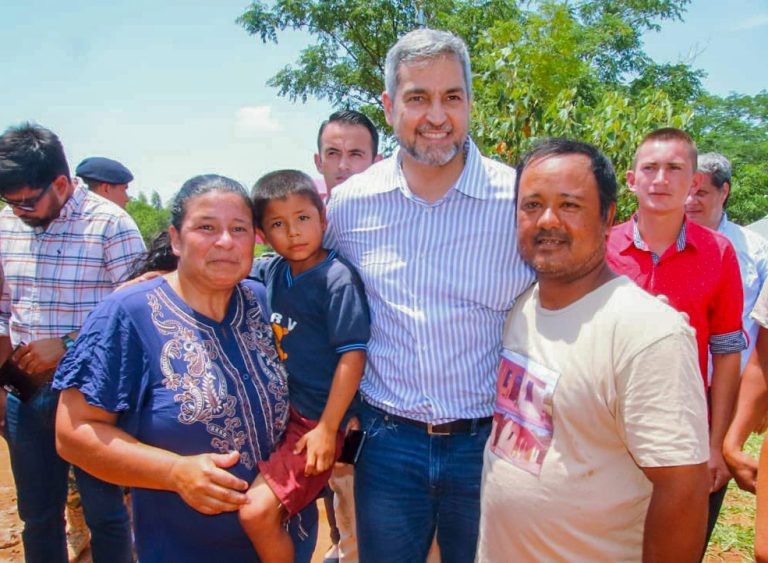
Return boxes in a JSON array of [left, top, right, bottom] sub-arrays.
[[517, 154, 611, 282], [685, 173, 727, 230], [383, 55, 470, 168], [315, 123, 376, 191]]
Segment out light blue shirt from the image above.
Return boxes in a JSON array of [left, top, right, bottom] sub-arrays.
[[326, 140, 535, 423], [718, 212, 768, 372]]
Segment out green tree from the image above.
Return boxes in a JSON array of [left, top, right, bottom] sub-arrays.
[[126, 196, 170, 245], [690, 92, 768, 225]]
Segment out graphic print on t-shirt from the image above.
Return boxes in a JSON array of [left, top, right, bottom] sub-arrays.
[[270, 312, 297, 361], [489, 350, 560, 475]]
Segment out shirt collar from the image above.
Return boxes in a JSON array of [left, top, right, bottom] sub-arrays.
[[375, 137, 492, 201], [57, 183, 88, 221], [717, 212, 730, 232], [630, 213, 689, 254]]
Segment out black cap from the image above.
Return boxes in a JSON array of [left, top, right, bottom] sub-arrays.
[[75, 157, 134, 184]]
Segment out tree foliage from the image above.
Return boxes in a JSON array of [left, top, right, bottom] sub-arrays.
[[690, 92, 768, 225], [126, 190, 171, 245], [240, 0, 768, 223]]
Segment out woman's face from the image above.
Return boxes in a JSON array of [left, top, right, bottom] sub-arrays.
[[169, 190, 255, 291]]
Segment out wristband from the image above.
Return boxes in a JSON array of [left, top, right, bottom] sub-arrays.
[[61, 334, 75, 350]]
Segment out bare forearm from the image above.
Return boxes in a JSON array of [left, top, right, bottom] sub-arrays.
[[0, 335, 11, 366], [56, 391, 181, 491], [710, 353, 742, 449], [725, 356, 768, 454], [318, 350, 365, 432], [643, 464, 709, 562]]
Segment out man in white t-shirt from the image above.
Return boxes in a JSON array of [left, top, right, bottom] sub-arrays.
[[477, 138, 710, 561]]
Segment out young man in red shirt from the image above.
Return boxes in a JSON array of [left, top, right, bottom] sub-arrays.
[[607, 128, 745, 543]]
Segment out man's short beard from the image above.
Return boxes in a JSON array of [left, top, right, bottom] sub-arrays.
[[399, 136, 463, 167]]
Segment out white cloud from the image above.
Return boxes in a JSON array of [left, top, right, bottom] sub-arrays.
[[234, 105, 283, 138], [732, 14, 768, 31]]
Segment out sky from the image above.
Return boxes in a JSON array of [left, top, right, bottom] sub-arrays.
[[0, 0, 766, 204]]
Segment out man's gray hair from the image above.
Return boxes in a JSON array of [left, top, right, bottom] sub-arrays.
[[384, 28, 472, 101], [697, 152, 732, 189]]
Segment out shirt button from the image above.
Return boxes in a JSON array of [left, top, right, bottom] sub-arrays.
[[242, 374, 250, 381]]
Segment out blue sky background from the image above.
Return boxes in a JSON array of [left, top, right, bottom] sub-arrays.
[[1, 0, 766, 204]]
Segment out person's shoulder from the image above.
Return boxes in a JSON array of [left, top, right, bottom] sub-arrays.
[[331, 157, 395, 200], [604, 277, 693, 336], [324, 252, 364, 286], [687, 220, 739, 266]]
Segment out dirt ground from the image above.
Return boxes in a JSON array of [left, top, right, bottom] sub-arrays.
[[0, 438, 331, 563]]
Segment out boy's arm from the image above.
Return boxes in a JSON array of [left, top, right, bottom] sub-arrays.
[[295, 349, 365, 476]]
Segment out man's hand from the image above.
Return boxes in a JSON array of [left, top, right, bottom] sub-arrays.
[[724, 446, 758, 493], [709, 448, 733, 493], [169, 451, 249, 515], [295, 423, 337, 476], [12, 338, 65, 375]]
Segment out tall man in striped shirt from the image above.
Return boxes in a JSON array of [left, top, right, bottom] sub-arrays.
[[326, 29, 535, 561], [0, 123, 145, 563]]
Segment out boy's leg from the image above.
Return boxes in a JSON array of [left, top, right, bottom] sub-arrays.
[[239, 474, 294, 563]]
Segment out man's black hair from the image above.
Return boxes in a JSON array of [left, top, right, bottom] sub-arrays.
[[317, 110, 379, 157], [0, 123, 70, 196], [515, 138, 618, 221]]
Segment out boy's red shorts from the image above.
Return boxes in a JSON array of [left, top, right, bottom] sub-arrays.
[[257, 407, 345, 516]]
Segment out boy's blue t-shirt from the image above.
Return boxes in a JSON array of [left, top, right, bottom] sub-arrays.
[[253, 250, 370, 420]]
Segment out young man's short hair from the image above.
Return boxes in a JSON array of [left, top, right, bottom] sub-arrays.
[[632, 127, 698, 172], [252, 169, 324, 229], [317, 110, 379, 157]]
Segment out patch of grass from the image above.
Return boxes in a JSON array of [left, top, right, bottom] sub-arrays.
[[706, 433, 763, 562]]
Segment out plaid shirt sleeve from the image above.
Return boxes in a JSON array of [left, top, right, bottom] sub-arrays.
[[102, 214, 146, 285]]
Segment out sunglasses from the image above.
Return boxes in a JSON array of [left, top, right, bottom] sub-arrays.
[[0, 183, 53, 212]]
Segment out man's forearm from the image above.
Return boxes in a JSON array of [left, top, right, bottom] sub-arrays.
[[710, 352, 742, 449], [724, 354, 768, 454]]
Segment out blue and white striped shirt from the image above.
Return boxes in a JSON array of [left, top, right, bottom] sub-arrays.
[[326, 139, 535, 423]]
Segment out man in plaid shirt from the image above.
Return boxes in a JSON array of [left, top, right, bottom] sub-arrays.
[[0, 123, 145, 562]]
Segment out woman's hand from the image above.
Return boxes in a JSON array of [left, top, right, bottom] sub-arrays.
[[294, 423, 337, 476], [169, 451, 250, 515]]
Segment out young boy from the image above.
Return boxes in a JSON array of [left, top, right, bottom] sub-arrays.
[[240, 170, 369, 563]]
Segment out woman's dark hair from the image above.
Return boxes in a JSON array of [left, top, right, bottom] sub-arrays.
[[251, 169, 324, 230], [127, 174, 253, 280], [170, 174, 253, 230], [126, 231, 178, 280]]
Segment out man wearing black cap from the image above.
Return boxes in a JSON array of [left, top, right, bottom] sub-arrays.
[[76, 156, 133, 209]]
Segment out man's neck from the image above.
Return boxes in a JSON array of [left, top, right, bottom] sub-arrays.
[[538, 263, 617, 310], [636, 209, 685, 256], [400, 150, 465, 204]]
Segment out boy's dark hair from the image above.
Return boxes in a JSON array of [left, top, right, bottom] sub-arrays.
[[515, 138, 618, 222], [0, 123, 70, 195], [317, 110, 379, 157], [252, 170, 324, 229]]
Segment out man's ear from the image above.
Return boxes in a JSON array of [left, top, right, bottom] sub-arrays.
[[625, 170, 636, 194], [605, 202, 617, 229], [690, 171, 703, 191], [373, 154, 384, 163], [721, 181, 731, 205], [382, 90, 394, 126], [314, 153, 323, 174]]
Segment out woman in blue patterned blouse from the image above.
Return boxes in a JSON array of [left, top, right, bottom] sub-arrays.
[[53, 175, 317, 562]]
